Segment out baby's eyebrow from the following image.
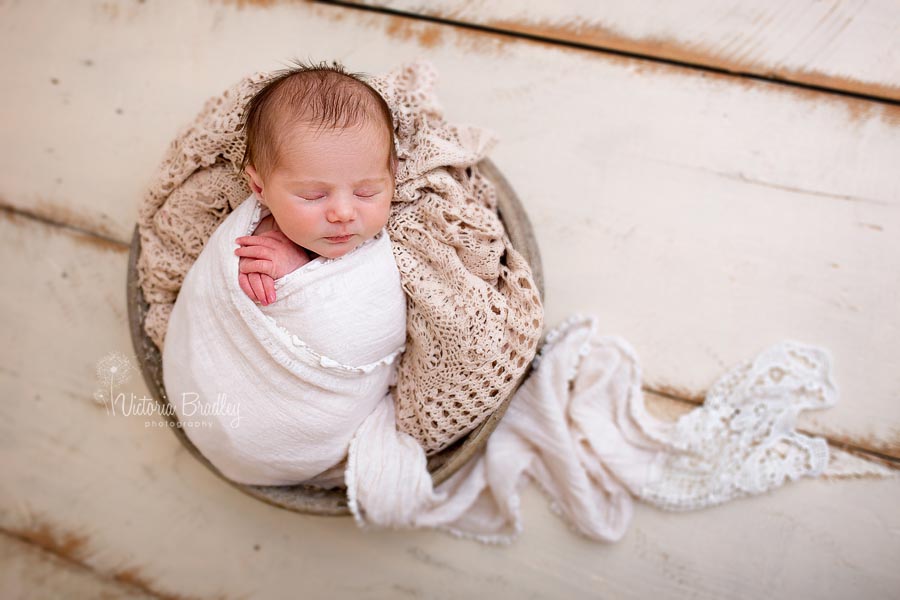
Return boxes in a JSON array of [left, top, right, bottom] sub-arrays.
[[353, 177, 389, 186], [287, 177, 388, 187]]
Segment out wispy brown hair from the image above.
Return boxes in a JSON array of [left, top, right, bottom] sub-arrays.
[[240, 59, 396, 181]]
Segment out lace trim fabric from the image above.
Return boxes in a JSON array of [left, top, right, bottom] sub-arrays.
[[261, 313, 407, 376], [546, 316, 845, 512], [639, 342, 837, 509]]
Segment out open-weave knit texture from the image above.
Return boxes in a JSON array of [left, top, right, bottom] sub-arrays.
[[137, 60, 544, 453]]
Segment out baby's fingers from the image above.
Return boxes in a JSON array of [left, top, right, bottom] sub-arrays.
[[263, 275, 276, 305], [234, 245, 273, 261], [239, 259, 275, 278], [235, 235, 280, 249], [248, 272, 269, 306], [238, 272, 259, 303]]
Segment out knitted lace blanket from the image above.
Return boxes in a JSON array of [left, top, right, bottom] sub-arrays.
[[137, 60, 544, 454]]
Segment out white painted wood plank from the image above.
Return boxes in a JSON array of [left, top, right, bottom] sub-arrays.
[[1, 212, 898, 599], [0, 532, 155, 600], [354, 0, 900, 100], [0, 2, 897, 454]]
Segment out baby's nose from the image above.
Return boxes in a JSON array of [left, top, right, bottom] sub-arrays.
[[326, 196, 355, 222]]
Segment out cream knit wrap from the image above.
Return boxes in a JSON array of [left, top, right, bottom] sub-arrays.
[[137, 60, 544, 454]]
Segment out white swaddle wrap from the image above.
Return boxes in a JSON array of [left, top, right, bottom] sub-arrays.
[[162, 194, 407, 485]]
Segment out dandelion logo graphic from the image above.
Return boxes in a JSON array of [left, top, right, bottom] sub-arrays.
[[93, 352, 134, 415]]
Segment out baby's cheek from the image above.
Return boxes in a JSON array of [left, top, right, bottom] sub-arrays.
[[281, 228, 308, 248]]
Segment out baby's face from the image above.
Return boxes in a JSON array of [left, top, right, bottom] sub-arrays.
[[248, 119, 394, 260]]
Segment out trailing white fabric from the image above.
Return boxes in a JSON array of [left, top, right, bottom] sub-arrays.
[[346, 314, 842, 543], [162, 195, 407, 486], [162, 192, 847, 542]]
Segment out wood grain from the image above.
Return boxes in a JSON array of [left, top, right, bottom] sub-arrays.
[[0, 532, 157, 599], [346, 0, 900, 101]]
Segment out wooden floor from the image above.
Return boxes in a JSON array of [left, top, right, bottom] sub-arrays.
[[1, 1, 898, 598]]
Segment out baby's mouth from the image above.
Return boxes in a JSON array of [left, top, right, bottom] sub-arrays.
[[324, 234, 354, 243]]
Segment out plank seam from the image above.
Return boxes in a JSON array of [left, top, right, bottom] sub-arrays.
[[317, 0, 900, 107], [0, 203, 128, 250]]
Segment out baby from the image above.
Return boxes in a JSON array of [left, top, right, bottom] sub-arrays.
[[235, 61, 399, 305], [161, 62, 409, 485]]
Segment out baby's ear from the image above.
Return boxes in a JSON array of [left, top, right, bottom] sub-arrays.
[[244, 165, 265, 202]]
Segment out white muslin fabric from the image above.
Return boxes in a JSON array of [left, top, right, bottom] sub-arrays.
[[162, 194, 860, 543], [162, 194, 407, 486], [346, 314, 848, 543]]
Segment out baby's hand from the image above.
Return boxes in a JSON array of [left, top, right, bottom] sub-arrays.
[[234, 230, 311, 306]]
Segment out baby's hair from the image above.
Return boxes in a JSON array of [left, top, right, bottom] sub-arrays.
[[240, 59, 397, 181]]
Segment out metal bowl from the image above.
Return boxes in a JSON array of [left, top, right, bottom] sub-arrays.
[[127, 158, 544, 515]]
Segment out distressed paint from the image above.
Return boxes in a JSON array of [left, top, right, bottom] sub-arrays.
[[352, 0, 900, 101], [0, 532, 159, 600]]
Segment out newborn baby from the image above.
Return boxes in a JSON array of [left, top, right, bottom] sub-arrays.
[[235, 62, 399, 307], [161, 62, 408, 485]]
